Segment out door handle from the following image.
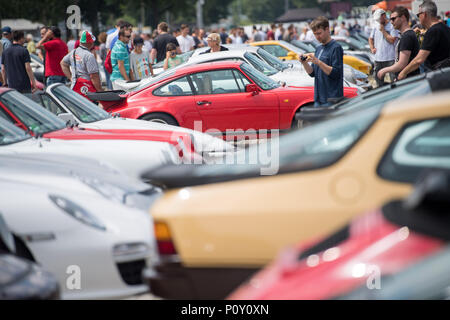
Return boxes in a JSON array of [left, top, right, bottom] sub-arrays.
[[197, 101, 211, 106]]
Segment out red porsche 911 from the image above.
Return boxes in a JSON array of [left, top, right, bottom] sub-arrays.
[[92, 61, 358, 133]]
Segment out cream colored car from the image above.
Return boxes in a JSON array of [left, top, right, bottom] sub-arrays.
[[146, 91, 450, 299]]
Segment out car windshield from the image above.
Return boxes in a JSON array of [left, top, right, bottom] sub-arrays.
[[0, 117, 31, 145], [257, 48, 289, 71], [244, 52, 278, 76], [347, 37, 366, 50], [291, 40, 316, 53], [333, 79, 431, 116], [51, 85, 110, 123], [189, 106, 380, 177], [240, 62, 280, 90], [129, 69, 178, 93], [278, 40, 305, 54], [0, 91, 66, 134]]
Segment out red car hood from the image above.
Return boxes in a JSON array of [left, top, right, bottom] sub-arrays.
[[43, 127, 196, 158], [229, 209, 444, 300]]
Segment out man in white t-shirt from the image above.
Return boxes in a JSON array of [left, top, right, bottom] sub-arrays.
[[369, 9, 400, 87], [176, 24, 195, 53]]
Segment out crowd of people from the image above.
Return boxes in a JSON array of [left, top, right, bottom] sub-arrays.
[[0, 0, 449, 107]]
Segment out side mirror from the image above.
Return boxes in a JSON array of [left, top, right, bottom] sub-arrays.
[[245, 84, 259, 95], [57, 113, 78, 125]]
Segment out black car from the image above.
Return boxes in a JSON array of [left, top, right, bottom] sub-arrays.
[[0, 213, 60, 300], [295, 67, 450, 127]]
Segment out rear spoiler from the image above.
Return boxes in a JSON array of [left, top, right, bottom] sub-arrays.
[[87, 90, 127, 102]]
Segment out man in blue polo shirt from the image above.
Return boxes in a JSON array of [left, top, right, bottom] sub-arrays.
[[299, 16, 344, 107]]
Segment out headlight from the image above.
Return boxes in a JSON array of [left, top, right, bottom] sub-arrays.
[[73, 174, 128, 204], [49, 195, 106, 231]]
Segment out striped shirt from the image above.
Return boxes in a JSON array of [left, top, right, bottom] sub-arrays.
[[111, 40, 130, 82]]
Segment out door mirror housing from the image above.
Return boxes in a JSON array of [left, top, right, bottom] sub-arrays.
[[245, 84, 259, 95]]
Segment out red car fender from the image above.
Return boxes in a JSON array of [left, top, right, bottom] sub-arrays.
[[228, 209, 443, 300]]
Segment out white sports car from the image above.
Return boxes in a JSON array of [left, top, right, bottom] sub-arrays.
[[0, 178, 158, 299], [0, 153, 163, 211], [0, 117, 179, 180], [28, 83, 235, 155]]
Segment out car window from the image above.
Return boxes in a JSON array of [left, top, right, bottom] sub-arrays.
[[153, 76, 194, 96], [130, 69, 177, 93], [0, 107, 14, 123], [256, 48, 287, 71], [0, 117, 31, 145], [377, 117, 450, 183], [39, 94, 66, 115], [336, 40, 350, 50], [0, 91, 65, 134], [190, 70, 241, 95], [240, 62, 280, 90], [261, 45, 289, 58], [244, 52, 278, 76], [51, 85, 110, 122], [232, 69, 251, 92]]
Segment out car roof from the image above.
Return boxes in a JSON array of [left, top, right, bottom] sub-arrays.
[[171, 60, 244, 77], [382, 90, 450, 119], [189, 50, 247, 64]]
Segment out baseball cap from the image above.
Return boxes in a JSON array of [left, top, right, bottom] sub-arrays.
[[2, 26, 12, 34], [80, 30, 96, 43], [373, 9, 386, 23], [206, 33, 220, 43], [133, 36, 144, 45]]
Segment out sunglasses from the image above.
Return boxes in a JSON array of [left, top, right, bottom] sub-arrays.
[[123, 35, 131, 38], [417, 11, 425, 17], [390, 16, 399, 21]]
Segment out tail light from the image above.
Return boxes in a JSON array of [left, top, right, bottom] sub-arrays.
[[154, 221, 177, 255]]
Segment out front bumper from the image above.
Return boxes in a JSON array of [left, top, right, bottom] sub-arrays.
[[144, 260, 259, 299]]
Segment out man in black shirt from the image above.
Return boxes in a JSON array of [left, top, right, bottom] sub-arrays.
[[378, 6, 420, 80], [398, 0, 450, 80], [151, 22, 180, 63], [1, 30, 36, 93]]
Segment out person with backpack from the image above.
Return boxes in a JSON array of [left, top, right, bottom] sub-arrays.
[[60, 31, 102, 98]]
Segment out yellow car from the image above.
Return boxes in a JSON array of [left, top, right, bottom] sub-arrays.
[[146, 90, 450, 299], [250, 40, 372, 75]]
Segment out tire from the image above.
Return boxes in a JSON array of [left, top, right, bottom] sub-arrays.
[[140, 113, 178, 126]]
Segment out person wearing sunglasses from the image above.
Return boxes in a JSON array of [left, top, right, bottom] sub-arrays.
[[398, 0, 450, 80], [377, 6, 420, 81], [369, 8, 400, 87], [110, 29, 134, 89]]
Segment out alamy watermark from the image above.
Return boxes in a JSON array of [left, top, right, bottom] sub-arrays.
[[66, 265, 81, 290], [66, 5, 81, 30], [165, 121, 281, 176]]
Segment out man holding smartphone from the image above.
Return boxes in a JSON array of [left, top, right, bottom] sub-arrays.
[[299, 16, 344, 107]]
